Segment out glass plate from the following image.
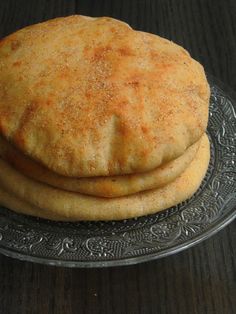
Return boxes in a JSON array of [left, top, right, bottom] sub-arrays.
[[0, 75, 235, 268]]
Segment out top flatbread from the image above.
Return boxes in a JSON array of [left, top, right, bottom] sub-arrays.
[[0, 15, 210, 177]]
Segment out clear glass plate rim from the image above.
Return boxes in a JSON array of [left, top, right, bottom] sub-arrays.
[[0, 204, 235, 268]]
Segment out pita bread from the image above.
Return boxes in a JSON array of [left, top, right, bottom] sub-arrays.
[[0, 135, 200, 197], [0, 134, 210, 221], [0, 15, 209, 177]]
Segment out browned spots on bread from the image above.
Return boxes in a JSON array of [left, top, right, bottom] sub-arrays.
[[127, 80, 140, 89], [13, 60, 22, 67], [118, 47, 134, 57], [11, 40, 21, 51], [141, 125, 149, 134], [13, 101, 39, 147], [92, 46, 112, 61]]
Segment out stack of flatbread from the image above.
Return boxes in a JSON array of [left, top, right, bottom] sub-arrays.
[[0, 16, 210, 221]]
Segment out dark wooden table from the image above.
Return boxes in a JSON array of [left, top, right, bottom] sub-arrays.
[[0, 1, 235, 313]]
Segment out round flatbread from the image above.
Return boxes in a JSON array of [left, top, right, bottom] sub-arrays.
[[0, 15, 209, 177], [0, 135, 200, 197], [0, 134, 210, 221]]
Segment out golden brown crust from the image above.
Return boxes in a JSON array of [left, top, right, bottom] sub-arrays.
[[0, 15, 210, 177], [0, 134, 200, 197], [0, 134, 210, 221]]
